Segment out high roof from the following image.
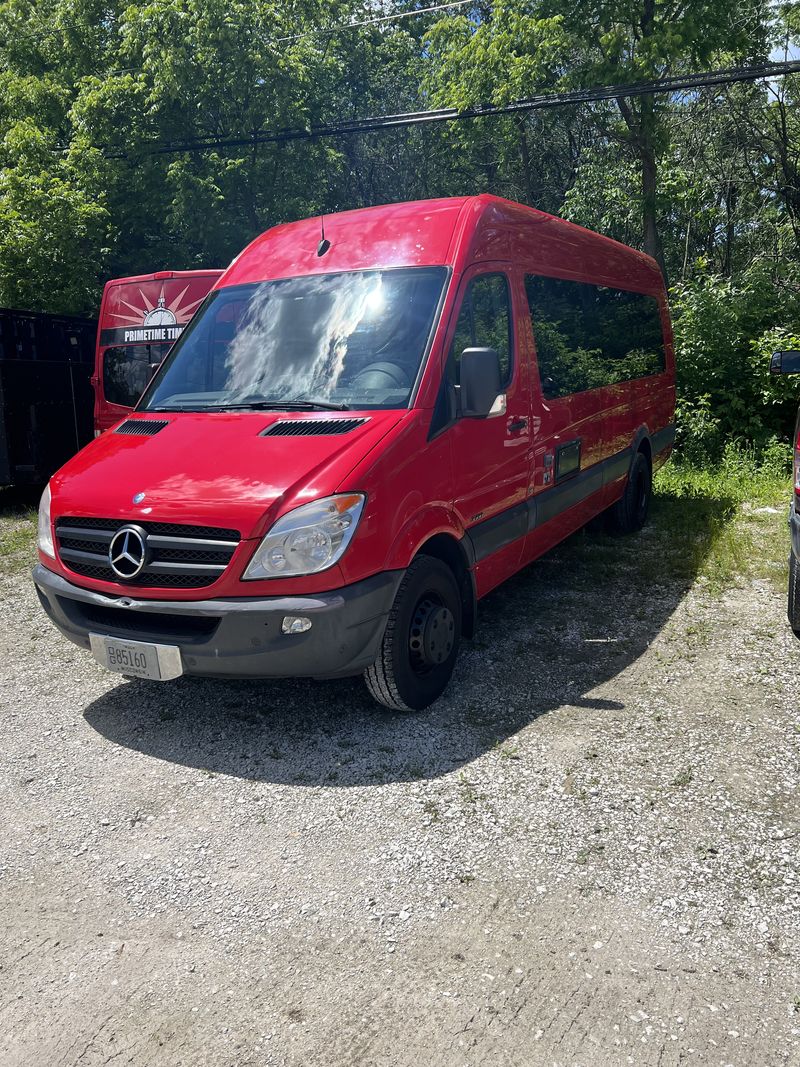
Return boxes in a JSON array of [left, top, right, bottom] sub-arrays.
[[219, 195, 662, 293]]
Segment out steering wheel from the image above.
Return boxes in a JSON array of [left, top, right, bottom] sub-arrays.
[[350, 361, 412, 392]]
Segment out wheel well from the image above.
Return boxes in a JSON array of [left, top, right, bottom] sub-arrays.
[[415, 533, 476, 639]]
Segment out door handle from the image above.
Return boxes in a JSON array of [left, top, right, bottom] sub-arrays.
[[508, 417, 528, 433]]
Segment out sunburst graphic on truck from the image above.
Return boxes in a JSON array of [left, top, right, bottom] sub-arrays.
[[109, 286, 205, 329]]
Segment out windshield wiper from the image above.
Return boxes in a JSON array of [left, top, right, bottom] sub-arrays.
[[146, 404, 210, 412], [147, 396, 352, 413], [206, 398, 351, 412], [282, 397, 352, 411]]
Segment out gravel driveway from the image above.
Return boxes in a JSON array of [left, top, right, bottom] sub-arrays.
[[1, 499, 798, 1066]]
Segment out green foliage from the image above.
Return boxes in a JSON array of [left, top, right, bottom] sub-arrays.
[[657, 440, 791, 507], [670, 265, 800, 458], [0, 0, 798, 459]]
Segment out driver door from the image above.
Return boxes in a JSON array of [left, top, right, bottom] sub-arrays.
[[443, 267, 532, 596]]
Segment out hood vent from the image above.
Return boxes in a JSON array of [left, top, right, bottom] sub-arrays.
[[261, 418, 368, 438], [115, 419, 170, 437]]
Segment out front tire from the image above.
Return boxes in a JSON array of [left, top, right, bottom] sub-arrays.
[[789, 549, 800, 638], [365, 555, 461, 711], [608, 450, 651, 534]]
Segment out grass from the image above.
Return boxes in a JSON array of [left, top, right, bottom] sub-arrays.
[[0, 494, 37, 572], [652, 445, 791, 594]]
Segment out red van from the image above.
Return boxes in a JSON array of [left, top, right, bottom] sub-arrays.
[[33, 195, 675, 710], [93, 270, 222, 434]]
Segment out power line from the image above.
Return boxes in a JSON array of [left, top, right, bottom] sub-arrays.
[[104, 58, 800, 160], [102, 1, 477, 75], [275, 0, 475, 43]]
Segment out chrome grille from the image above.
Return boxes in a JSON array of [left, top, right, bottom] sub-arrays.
[[55, 517, 240, 589]]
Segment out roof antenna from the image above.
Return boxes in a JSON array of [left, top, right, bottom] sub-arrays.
[[317, 214, 331, 257]]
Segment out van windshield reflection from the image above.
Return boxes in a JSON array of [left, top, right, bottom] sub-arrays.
[[140, 267, 447, 412]]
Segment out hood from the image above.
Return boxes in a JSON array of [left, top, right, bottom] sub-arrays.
[[51, 410, 406, 538]]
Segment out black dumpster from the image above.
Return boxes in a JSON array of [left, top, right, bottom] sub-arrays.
[[0, 307, 96, 487]]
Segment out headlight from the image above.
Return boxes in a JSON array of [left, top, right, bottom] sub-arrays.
[[37, 483, 55, 558], [243, 493, 365, 580]]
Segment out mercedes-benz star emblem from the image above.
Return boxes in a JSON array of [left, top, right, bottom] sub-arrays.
[[108, 525, 147, 580]]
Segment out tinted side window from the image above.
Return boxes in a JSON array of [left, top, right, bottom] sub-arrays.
[[103, 344, 170, 407], [524, 276, 665, 399], [448, 274, 512, 385]]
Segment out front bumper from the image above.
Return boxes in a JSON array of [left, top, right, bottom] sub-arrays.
[[33, 563, 403, 680]]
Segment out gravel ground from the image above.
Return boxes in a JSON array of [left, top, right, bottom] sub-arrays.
[[1, 510, 799, 1066]]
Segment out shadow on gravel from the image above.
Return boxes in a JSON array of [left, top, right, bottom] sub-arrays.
[[83, 490, 734, 785]]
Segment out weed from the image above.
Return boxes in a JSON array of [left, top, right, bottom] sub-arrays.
[[576, 843, 605, 865], [458, 774, 480, 807], [672, 766, 694, 787]]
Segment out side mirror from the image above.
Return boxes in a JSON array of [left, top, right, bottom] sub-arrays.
[[459, 347, 502, 418], [770, 350, 800, 375]]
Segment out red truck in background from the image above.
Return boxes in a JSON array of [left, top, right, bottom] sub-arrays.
[[92, 270, 222, 433]]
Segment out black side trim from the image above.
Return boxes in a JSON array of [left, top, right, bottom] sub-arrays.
[[604, 447, 633, 485], [652, 423, 676, 454], [537, 461, 604, 525], [466, 437, 651, 562], [469, 502, 528, 563]]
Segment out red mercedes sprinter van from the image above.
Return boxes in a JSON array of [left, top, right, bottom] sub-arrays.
[[93, 270, 222, 434], [34, 196, 675, 710]]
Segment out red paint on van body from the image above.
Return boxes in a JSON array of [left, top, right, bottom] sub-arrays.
[[93, 270, 222, 433], [37, 195, 675, 689]]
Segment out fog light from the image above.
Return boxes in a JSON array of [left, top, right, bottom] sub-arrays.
[[282, 615, 312, 635]]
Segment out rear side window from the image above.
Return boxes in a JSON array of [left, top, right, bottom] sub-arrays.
[[524, 276, 665, 400], [103, 344, 171, 407], [448, 274, 512, 385]]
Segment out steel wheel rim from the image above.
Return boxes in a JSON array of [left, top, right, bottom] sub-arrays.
[[408, 593, 456, 675]]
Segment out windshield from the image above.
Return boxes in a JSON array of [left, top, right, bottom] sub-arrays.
[[139, 267, 448, 412]]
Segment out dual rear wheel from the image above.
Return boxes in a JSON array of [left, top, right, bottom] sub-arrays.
[[607, 450, 652, 534]]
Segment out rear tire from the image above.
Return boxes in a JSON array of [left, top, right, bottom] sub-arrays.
[[365, 555, 461, 711], [789, 549, 800, 638], [608, 450, 651, 534]]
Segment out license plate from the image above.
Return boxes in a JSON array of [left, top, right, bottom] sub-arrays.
[[89, 634, 183, 681]]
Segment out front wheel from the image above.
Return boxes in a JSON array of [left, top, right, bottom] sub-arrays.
[[365, 555, 461, 711], [607, 451, 652, 534], [789, 549, 800, 638]]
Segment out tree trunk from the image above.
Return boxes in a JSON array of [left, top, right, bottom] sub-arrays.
[[722, 182, 737, 276], [639, 95, 666, 279], [515, 116, 534, 205]]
